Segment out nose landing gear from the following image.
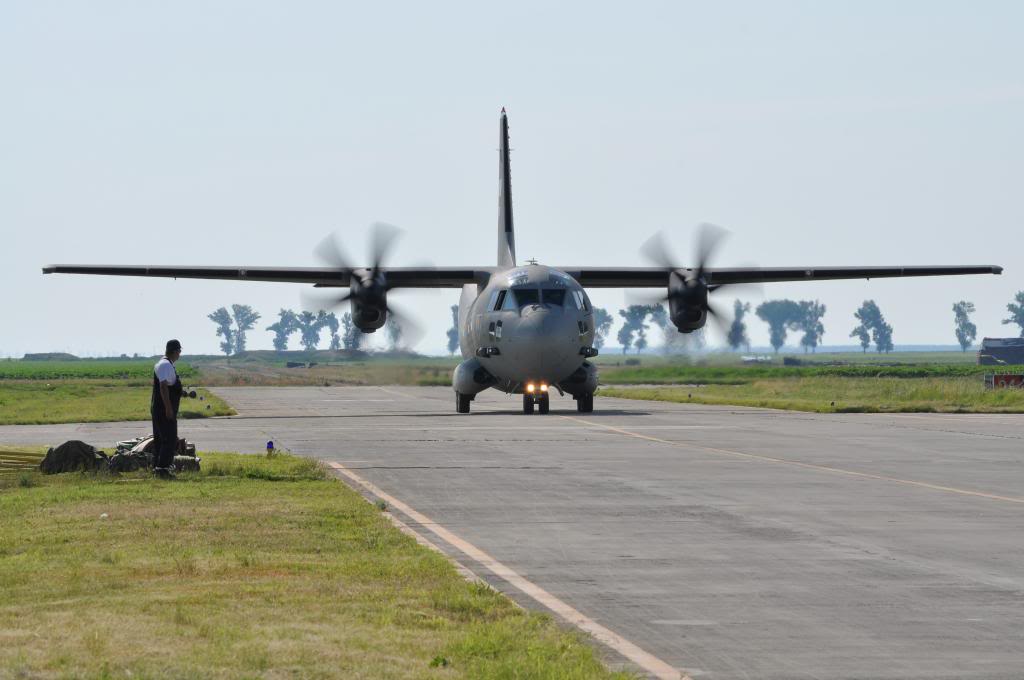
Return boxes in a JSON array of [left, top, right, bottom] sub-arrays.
[[522, 391, 549, 415]]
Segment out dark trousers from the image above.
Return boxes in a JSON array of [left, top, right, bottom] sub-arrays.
[[151, 411, 178, 469]]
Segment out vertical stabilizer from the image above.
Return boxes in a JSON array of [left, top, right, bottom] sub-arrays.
[[497, 108, 516, 267]]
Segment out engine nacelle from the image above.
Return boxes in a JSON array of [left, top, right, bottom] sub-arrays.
[[349, 274, 388, 333], [667, 271, 708, 333]]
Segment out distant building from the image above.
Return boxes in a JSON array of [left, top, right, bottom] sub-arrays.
[[978, 338, 1024, 365]]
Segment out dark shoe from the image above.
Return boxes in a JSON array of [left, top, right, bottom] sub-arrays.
[[153, 467, 175, 480]]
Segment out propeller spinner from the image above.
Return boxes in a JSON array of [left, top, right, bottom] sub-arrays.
[[639, 223, 754, 334], [301, 222, 424, 345]]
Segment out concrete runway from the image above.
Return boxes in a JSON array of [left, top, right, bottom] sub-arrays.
[[3, 386, 1024, 679]]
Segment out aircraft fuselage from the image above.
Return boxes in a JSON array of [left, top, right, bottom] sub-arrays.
[[454, 263, 598, 404]]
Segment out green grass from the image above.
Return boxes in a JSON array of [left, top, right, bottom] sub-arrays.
[[0, 359, 197, 381], [194, 355, 459, 387], [597, 359, 1023, 385], [0, 450, 631, 679], [594, 349, 981, 366], [601, 376, 1024, 413], [0, 382, 235, 425]]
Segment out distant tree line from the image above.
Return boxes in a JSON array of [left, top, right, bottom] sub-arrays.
[[207, 305, 262, 356], [208, 289, 1024, 356], [208, 305, 411, 356]]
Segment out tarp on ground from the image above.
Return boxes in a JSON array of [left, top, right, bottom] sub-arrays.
[[39, 441, 108, 474]]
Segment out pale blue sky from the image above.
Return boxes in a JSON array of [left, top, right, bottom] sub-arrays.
[[2, 1, 1021, 356]]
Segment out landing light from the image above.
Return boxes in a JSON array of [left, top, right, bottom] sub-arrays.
[[540, 384, 548, 392], [526, 383, 535, 393]]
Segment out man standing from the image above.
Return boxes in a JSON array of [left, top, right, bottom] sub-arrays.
[[152, 339, 184, 479]]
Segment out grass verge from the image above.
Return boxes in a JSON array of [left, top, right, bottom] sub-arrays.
[[0, 450, 631, 679], [0, 382, 235, 425], [193, 356, 459, 387], [601, 376, 1024, 413]]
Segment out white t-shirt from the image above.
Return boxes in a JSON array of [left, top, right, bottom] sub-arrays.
[[154, 358, 177, 385]]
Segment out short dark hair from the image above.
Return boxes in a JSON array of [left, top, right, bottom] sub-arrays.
[[166, 339, 182, 355]]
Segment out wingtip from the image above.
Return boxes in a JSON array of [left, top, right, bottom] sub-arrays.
[[993, 265, 1004, 275], [42, 265, 55, 274]]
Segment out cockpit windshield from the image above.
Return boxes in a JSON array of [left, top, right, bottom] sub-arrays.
[[541, 289, 565, 306], [513, 289, 540, 307]]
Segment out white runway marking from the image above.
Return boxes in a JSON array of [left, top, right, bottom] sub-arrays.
[[327, 461, 688, 680]]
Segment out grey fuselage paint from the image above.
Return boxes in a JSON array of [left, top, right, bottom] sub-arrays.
[[455, 264, 597, 396]]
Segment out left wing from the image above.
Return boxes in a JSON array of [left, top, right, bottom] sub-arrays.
[[42, 265, 486, 288], [563, 265, 1003, 288]]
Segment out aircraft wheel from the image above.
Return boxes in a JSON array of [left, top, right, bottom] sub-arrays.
[[538, 393, 550, 414], [456, 392, 471, 414], [522, 394, 535, 415], [577, 393, 593, 413]]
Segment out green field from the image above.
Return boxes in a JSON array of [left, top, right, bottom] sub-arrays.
[[0, 359, 197, 381], [601, 375, 1024, 413], [0, 383, 234, 425], [0, 450, 629, 679], [597, 361, 1019, 385], [4, 352, 1022, 422], [590, 352, 1024, 413], [593, 350, 983, 367], [0, 359, 231, 425], [193, 353, 459, 387]]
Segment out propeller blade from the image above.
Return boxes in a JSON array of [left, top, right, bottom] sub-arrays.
[[704, 298, 731, 337], [300, 288, 350, 313], [625, 290, 670, 307], [695, 222, 728, 277], [369, 222, 401, 274], [639, 231, 679, 271], [313, 231, 354, 272], [383, 300, 425, 349]]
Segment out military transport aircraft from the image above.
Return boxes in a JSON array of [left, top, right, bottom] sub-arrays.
[[44, 109, 1002, 415]]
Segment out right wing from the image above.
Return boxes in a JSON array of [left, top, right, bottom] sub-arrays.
[[562, 265, 1003, 288], [42, 265, 487, 289]]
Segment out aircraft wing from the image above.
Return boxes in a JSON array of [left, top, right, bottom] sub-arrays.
[[563, 265, 1003, 288], [41, 265, 484, 288], [43, 263, 1003, 288]]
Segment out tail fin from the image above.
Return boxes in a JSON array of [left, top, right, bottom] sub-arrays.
[[497, 108, 516, 268]]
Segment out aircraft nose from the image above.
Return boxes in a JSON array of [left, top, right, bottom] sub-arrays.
[[505, 307, 581, 382]]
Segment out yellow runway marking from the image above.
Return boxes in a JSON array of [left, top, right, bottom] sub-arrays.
[[327, 461, 688, 680], [562, 415, 1024, 506]]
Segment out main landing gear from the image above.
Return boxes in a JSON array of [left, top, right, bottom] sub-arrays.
[[456, 392, 471, 414], [522, 392, 549, 415], [575, 393, 593, 413]]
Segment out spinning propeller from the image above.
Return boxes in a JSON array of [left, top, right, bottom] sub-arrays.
[[301, 222, 425, 346], [637, 223, 759, 333]]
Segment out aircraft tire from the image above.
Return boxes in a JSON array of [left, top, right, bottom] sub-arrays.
[[456, 392, 471, 414], [522, 395, 535, 415], [538, 393, 549, 414], [577, 393, 593, 413]]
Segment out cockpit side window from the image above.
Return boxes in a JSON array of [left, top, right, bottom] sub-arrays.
[[493, 290, 507, 311], [571, 290, 591, 312], [541, 289, 566, 306], [514, 289, 540, 307], [501, 289, 517, 311]]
